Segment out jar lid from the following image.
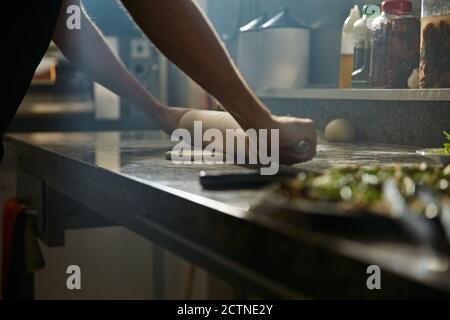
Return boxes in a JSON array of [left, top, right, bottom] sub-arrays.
[[240, 14, 268, 32], [261, 7, 308, 29], [381, 0, 413, 14]]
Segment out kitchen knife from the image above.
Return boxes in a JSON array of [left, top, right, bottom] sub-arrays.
[[199, 166, 306, 190]]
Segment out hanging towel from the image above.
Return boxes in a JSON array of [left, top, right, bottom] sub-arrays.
[[2, 199, 45, 300], [2, 199, 24, 297]]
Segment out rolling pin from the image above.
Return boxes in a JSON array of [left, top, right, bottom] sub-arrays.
[[178, 110, 241, 136], [177, 109, 310, 156]]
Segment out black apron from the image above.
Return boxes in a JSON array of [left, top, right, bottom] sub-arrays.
[[1, 0, 62, 162]]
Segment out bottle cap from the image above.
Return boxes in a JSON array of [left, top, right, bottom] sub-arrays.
[[349, 5, 361, 20], [381, 0, 413, 14], [363, 4, 381, 17]]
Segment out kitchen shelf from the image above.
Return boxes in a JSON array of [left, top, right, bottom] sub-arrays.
[[17, 101, 94, 116], [256, 88, 450, 101]]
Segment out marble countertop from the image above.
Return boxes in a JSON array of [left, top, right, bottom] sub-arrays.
[[5, 131, 435, 209]]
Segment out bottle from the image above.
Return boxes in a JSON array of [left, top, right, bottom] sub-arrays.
[[352, 5, 380, 88], [339, 5, 361, 89], [369, 0, 420, 88], [420, 0, 450, 88]]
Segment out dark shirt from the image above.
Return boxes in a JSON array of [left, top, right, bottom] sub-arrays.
[[0, 1, 62, 161]]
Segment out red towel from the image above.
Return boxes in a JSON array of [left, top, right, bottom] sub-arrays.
[[1, 199, 45, 300], [2, 199, 25, 298]]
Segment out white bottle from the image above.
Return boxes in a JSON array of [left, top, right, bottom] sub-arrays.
[[339, 5, 360, 89], [352, 5, 380, 88]]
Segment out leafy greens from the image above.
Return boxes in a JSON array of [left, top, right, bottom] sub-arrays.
[[444, 131, 450, 155]]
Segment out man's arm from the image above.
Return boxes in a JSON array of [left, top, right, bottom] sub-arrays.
[[120, 0, 272, 130], [120, 0, 316, 163], [52, 0, 188, 132]]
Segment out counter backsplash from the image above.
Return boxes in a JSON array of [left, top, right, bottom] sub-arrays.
[[263, 97, 450, 148]]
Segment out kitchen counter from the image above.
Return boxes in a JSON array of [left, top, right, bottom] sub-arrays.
[[5, 131, 450, 299]]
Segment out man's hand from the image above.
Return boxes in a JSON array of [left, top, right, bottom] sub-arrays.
[[150, 106, 190, 134], [270, 116, 317, 165], [162, 107, 317, 165]]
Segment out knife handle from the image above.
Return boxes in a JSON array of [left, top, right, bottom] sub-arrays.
[[294, 141, 310, 155]]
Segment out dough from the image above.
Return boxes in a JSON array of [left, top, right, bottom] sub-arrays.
[[407, 68, 420, 89], [178, 110, 247, 154], [324, 119, 355, 142], [178, 110, 242, 134], [165, 150, 225, 161]]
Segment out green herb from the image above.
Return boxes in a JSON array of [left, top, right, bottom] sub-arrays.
[[278, 164, 450, 217], [444, 131, 450, 155]]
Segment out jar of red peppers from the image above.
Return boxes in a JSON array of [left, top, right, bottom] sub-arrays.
[[369, 0, 420, 88], [420, 0, 450, 88]]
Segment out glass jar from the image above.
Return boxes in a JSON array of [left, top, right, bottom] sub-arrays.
[[420, 0, 450, 88], [369, 0, 420, 88]]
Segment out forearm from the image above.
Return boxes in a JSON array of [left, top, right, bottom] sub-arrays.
[[52, 1, 169, 126], [121, 0, 274, 130]]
